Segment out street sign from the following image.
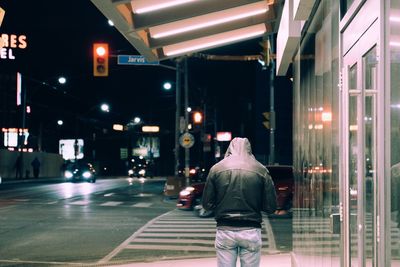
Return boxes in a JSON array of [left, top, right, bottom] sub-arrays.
[[117, 55, 159, 65], [179, 133, 195, 148]]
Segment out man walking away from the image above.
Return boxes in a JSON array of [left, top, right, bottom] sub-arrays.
[[202, 137, 277, 267]]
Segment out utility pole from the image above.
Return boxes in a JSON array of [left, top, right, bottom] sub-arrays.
[[174, 59, 181, 177], [184, 57, 190, 186]]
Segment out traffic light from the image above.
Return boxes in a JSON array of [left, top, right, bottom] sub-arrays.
[[193, 111, 203, 124], [259, 39, 271, 69], [93, 43, 109, 77], [263, 111, 275, 129]]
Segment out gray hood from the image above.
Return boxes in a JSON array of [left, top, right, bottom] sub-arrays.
[[224, 137, 255, 159]]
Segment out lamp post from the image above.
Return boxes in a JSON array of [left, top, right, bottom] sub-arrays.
[[162, 60, 182, 179]]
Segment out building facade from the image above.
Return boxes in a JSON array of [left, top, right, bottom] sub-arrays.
[[277, 0, 400, 266]]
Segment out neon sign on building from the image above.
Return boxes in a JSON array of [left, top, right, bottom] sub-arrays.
[[0, 33, 28, 60]]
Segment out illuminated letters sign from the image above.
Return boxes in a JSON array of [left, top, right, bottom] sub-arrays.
[[0, 33, 28, 60]]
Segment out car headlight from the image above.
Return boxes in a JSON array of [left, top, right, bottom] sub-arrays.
[[64, 171, 73, 179], [82, 171, 92, 178], [128, 170, 134, 175], [179, 186, 195, 197], [138, 169, 146, 176]]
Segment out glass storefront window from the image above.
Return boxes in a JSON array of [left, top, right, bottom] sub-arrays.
[[390, 0, 400, 262], [293, 1, 340, 266]]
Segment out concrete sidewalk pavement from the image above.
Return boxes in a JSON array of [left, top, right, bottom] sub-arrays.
[[110, 253, 291, 267]]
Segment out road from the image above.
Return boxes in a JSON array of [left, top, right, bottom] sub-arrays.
[[0, 177, 293, 266], [0, 177, 174, 266]]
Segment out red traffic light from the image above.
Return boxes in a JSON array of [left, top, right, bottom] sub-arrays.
[[93, 43, 109, 77], [193, 111, 203, 124]]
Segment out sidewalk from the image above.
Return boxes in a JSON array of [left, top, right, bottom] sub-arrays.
[[110, 253, 291, 267]]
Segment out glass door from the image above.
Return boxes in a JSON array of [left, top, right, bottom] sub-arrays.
[[342, 20, 379, 267]]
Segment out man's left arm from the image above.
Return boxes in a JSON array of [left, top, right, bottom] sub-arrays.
[[202, 173, 216, 211]]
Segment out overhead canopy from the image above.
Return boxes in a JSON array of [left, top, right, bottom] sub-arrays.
[[90, 0, 282, 62]]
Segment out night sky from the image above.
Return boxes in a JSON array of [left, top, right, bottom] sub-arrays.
[[0, 1, 292, 167]]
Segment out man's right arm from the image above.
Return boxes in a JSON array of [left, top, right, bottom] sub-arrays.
[[262, 175, 277, 214]]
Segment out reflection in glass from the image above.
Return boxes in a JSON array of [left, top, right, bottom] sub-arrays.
[[363, 46, 377, 264], [349, 94, 359, 266]]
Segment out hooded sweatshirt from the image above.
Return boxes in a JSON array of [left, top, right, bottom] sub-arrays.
[[202, 137, 277, 228]]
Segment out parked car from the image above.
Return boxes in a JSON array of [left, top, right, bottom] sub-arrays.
[[176, 182, 205, 210], [64, 160, 97, 183], [176, 165, 294, 218], [267, 165, 294, 217]]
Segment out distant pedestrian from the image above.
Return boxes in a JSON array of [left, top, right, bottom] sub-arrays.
[[31, 157, 41, 179], [202, 137, 277, 267], [15, 155, 23, 179]]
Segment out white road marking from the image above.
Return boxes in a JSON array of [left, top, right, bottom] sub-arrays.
[[100, 201, 123, 206], [70, 200, 90, 205], [132, 202, 152, 208]]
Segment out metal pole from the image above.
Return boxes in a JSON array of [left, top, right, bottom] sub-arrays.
[[174, 59, 181, 177], [18, 76, 27, 178], [184, 57, 190, 186], [269, 35, 275, 165]]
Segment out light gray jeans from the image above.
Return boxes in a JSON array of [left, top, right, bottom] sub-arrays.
[[215, 228, 262, 267]]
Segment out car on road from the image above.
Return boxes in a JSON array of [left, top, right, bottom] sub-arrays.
[[176, 165, 294, 218], [128, 156, 153, 178], [64, 160, 97, 183]]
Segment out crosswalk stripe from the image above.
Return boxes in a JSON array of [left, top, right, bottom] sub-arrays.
[[132, 202, 152, 208], [144, 228, 215, 233], [70, 200, 90, 205], [155, 220, 215, 225], [131, 238, 215, 245], [100, 201, 123, 206], [125, 244, 216, 252], [149, 224, 214, 228], [139, 232, 216, 237]]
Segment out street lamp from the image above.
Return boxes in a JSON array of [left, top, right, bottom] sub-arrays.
[[163, 81, 173, 90], [100, 103, 110, 113], [58, 77, 67, 84]]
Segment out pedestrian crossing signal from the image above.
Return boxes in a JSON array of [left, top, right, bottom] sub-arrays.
[[93, 43, 109, 77]]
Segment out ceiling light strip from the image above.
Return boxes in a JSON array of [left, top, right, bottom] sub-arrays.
[[163, 23, 267, 57], [150, 1, 268, 39], [131, 0, 199, 14]]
